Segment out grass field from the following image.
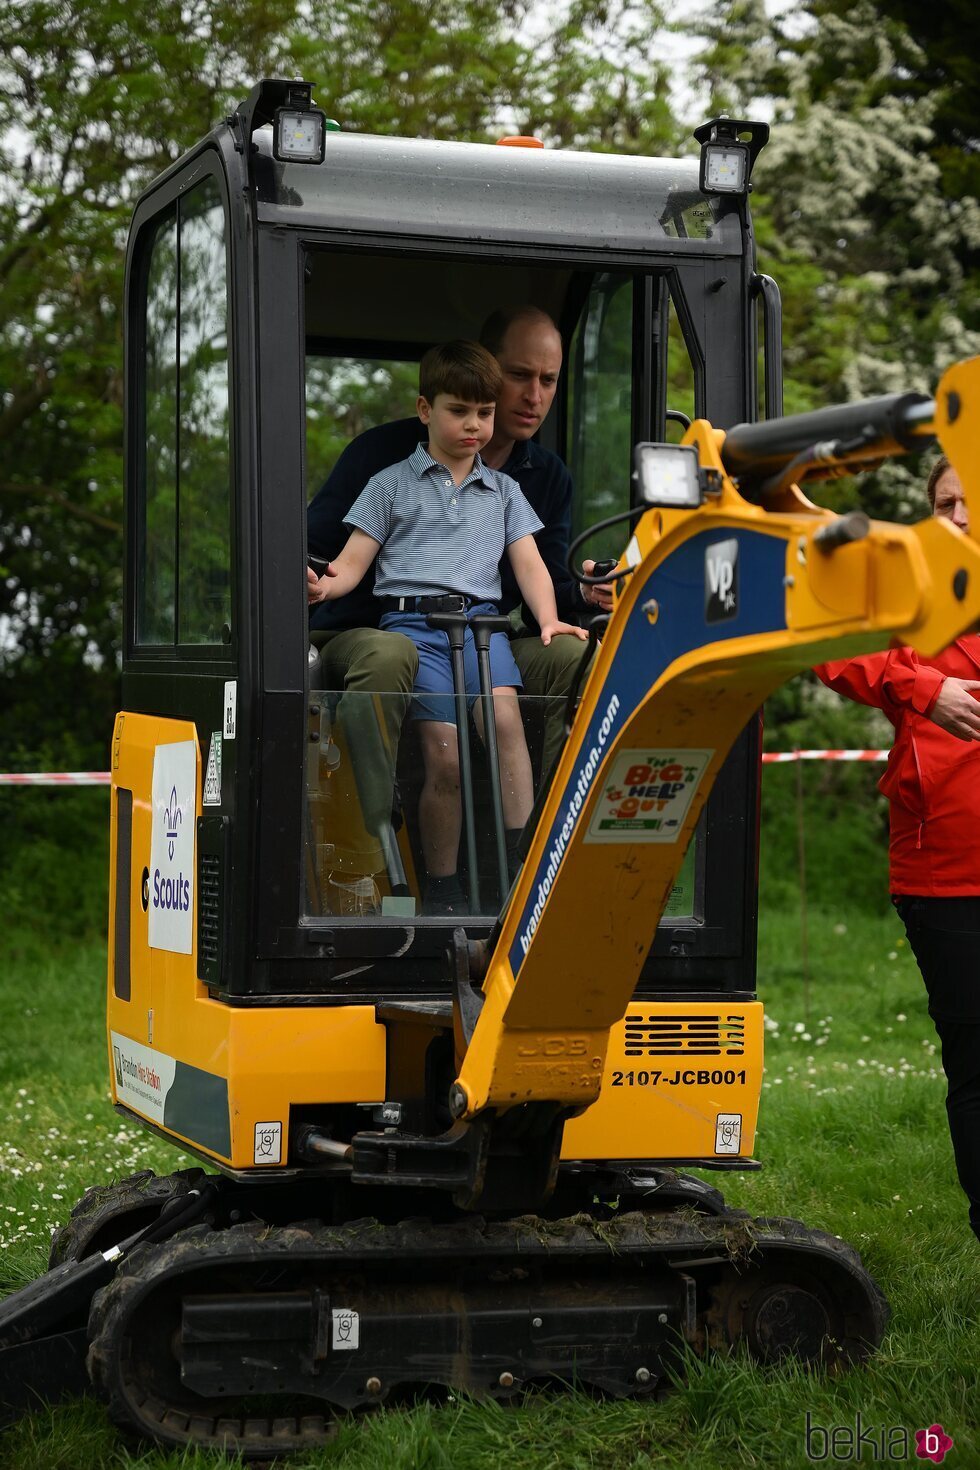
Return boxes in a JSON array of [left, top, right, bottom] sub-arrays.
[[0, 906, 977, 1468]]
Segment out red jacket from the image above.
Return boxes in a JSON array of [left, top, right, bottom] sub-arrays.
[[817, 638, 980, 895]]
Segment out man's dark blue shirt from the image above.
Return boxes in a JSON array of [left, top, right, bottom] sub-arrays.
[[308, 417, 584, 632]]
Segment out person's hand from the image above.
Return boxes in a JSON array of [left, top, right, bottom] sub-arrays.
[[929, 677, 980, 740], [307, 563, 337, 604], [539, 619, 589, 646], [580, 558, 615, 612]]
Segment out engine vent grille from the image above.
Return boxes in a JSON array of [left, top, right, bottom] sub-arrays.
[[625, 1013, 745, 1057], [196, 813, 229, 987], [199, 853, 222, 974]]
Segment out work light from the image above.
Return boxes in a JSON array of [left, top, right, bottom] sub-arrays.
[[634, 443, 703, 509], [693, 116, 769, 198], [274, 105, 327, 164]]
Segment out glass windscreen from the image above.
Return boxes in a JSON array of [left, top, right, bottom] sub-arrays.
[[303, 688, 695, 923]]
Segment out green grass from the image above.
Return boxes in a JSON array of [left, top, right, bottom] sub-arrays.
[[1, 908, 978, 1469]]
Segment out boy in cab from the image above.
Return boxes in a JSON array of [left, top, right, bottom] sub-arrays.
[[308, 339, 586, 913]]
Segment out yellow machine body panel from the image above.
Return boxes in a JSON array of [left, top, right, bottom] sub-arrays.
[[561, 1003, 763, 1160], [107, 712, 387, 1170], [109, 716, 762, 1170]]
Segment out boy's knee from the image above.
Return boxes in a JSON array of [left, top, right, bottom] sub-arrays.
[[421, 724, 460, 778], [491, 693, 523, 740]]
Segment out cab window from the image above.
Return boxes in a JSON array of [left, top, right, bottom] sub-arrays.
[[136, 172, 232, 648]]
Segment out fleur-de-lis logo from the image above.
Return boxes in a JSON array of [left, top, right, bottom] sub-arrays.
[[164, 784, 182, 860]]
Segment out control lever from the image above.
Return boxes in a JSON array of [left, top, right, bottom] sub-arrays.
[[427, 610, 480, 914], [470, 615, 514, 903]]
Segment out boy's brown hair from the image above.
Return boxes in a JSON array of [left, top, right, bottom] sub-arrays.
[[419, 340, 502, 405]]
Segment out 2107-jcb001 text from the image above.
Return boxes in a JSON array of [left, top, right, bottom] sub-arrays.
[[611, 1068, 749, 1087]]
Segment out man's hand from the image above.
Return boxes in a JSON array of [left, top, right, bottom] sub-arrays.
[[539, 619, 589, 647], [580, 558, 615, 613], [929, 677, 980, 740], [307, 562, 337, 604]]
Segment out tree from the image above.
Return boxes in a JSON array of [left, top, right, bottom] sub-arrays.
[[2, 0, 685, 768], [0, 0, 302, 765], [694, 0, 980, 522]]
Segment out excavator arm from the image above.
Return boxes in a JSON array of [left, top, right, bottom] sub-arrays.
[[452, 357, 980, 1136]]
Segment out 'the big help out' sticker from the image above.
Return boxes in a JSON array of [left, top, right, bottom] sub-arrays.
[[149, 741, 197, 953], [586, 748, 713, 843]]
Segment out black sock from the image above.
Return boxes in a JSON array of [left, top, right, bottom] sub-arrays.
[[425, 872, 465, 904], [505, 828, 525, 880]]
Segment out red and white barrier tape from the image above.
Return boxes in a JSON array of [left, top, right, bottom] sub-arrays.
[[0, 772, 111, 786], [761, 749, 887, 764], [1, 752, 890, 785]]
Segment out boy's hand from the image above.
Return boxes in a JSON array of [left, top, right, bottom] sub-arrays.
[[307, 563, 337, 604], [539, 619, 588, 646]]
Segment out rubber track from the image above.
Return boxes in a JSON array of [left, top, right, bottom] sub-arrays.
[[48, 1169, 208, 1268], [87, 1208, 889, 1458]]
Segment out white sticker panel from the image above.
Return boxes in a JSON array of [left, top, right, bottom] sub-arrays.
[[223, 680, 237, 739], [332, 1309, 360, 1350], [715, 1113, 742, 1155], [203, 732, 222, 807], [585, 748, 713, 844], [254, 1121, 282, 1165], [111, 1032, 177, 1124], [148, 740, 197, 953]]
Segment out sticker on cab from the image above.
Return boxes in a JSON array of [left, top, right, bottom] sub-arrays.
[[332, 1309, 359, 1350], [111, 1032, 177, 1123], [254, 1120, 282, 1165], [203, 732, 222, 807], [585, 748, 713, 844], [715, 1113, 742, 1154], [149, 740, 196, 953]]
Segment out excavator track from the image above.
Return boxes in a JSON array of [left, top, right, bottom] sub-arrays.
[[87, 1206, 888, 1458], [48, 1169, 209, 1268]]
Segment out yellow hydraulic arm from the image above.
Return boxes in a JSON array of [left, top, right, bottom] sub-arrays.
[[452, 357, 980, 1124]]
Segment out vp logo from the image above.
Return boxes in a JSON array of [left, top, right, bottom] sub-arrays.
[[705, 538, 738, 623]]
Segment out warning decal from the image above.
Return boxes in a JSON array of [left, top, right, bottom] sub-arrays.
[[585, 748, 713, 844], [203, 732, 222, 807]]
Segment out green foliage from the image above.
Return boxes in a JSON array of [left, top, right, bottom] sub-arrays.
[[694, 0, 979, 525], [0, 789, 109, 945], [0, 0, 689, 767]]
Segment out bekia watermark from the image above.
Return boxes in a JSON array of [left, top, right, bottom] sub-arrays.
[[805, 1412, 954, 1462]]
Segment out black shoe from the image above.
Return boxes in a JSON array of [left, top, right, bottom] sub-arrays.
[[422, 894, 471, 918]]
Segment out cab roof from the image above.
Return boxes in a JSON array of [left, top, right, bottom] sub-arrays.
[[251, 128, 743, 257]]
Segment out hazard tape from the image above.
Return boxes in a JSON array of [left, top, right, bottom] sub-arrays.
[[1, 752, 889, 785], [762, 750, 887, 763], [0, 772, 111, 786]]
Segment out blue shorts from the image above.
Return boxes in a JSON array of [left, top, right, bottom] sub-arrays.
[[379, 603, 522, 724]]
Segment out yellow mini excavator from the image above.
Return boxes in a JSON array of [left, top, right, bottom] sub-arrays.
[[2, 80, 979, 1456]]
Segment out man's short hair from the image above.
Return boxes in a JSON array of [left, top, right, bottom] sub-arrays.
[[479, 305, 560, 359], [926, 454, 952, 509], [419, 340, 502, 404]]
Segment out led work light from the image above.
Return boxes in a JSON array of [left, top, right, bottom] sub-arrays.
[[634, 443, 703, 509], [693, 116, 770, 198], [274, 104, 328, 163]]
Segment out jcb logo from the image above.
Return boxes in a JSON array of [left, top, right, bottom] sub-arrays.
[[705, 538, 738, 623], [517, 1037, 588, 1058]]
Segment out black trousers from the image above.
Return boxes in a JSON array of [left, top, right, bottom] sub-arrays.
[[893, 896, 980, 1244]]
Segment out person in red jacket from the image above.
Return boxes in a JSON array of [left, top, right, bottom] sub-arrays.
[[818, 455, 980, 1243]]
